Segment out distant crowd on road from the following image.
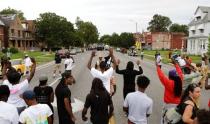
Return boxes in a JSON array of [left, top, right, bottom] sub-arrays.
[[0, 48, 210, 124]]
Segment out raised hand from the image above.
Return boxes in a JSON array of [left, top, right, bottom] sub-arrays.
[[136, 60, 140, 65]]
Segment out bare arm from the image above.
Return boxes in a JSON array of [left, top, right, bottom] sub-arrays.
[[182, 102, 194, 124], [47, 116, 53, 124], [82, 107, 88, 121], [87, 51, 95, 70], [2, 63, 8, 80], [27, 58, 36, 82], [205, 78, 210, 90], [64, 98, 76, 122], [109, 48, 117, 70], [50, 92, 54, 103]]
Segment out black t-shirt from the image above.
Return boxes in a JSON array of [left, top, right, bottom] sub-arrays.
[[84, 91, 112, 124], [55, 83, 74, 124], [116, 65, 143, 91], [55, 55, 61, 64]]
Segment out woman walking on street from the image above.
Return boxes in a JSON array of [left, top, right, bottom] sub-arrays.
[[116, 60, 143, 99], [156, 59, 183, 124]]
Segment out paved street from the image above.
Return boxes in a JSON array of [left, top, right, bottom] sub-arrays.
[[15, 51, 210, 124]]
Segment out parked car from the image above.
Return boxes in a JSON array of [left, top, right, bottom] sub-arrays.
[[128, 46, 138, 56], [58, 49, 69, 58], [76, 48, 82, 53], [116, 48, 121, 52], [97, 44, 104, 51], [10, 59, 26, 74], [70, 49, 77, 55]]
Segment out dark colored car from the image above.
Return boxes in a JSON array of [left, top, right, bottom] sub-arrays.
[[97, 44, 104, 51]]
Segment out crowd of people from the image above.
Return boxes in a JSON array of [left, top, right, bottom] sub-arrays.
[[0, 48, 210, 124]]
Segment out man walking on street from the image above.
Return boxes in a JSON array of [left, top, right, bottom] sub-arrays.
[[87, 48, 117, 94], [53, 52, 62, 78], [55, 71, 76, 124], [123, 75, 153, 124], [64, 54, 74, 74]]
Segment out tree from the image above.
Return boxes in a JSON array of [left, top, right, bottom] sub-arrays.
[[0, 7, 26, 20], [35, 12, 75, 48], [147, 14, 172, 32], [169, 23, 189, 36], [75, 17, 99, 45], [100, 34, 111, 45], [119, 32, 135, 48]]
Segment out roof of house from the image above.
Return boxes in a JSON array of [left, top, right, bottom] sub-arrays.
[[189, 6, 210, 26], [0, 14, 16, 26]]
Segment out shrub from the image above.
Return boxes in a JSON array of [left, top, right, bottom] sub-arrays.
[[2, 48, 7, 53], [10, 47, 19, 53]]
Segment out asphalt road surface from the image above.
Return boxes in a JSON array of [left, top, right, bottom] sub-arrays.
[[3, 50, 210, 124]]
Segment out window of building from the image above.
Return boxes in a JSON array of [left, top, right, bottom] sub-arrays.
[[199, 29, 204, 33], [18, 40, 21, 47], [18, 30, 21, 37], [196, 16, 201, 21], [192, 30, 195, 35], [11, 29, 14, 36]]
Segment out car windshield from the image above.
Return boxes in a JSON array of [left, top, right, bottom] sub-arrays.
[[10, 60, 21, 65]]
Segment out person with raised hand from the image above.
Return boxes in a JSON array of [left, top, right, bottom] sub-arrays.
[[2, 57, 36, 114], [87, 48, 117, 94], [116, 59, 143, 99]]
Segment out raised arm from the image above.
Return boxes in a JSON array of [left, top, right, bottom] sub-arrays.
[[87, 51, 95, 70], [134, 60, 143, 75], [156, 65, 170, 86], [27, 58, 36, 82], [109, 48, 117, 70], [115, 59, 125, 74], [205, 78, 210, 90]]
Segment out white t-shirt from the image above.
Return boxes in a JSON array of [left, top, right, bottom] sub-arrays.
[[19, 104, 52, 124], [90, 67, 114, 93], [3, 79, 29, 107], [124, 91, 153, 124], [64, 58, 74, 70], [0, 101, 19, 124], [156, 55, 162, 65], [24, 57, 32, 67], [178, 58, 186, 67]]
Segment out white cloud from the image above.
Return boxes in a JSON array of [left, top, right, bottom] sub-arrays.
[[0, 0, 210, 35]]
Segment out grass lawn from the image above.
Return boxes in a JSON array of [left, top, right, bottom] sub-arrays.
[[141, 50, 202, 64], [1, 51, 54, 65]]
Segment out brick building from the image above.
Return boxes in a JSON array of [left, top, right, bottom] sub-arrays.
[[143, 32, 186, 50], [0, 14, 38, 50]]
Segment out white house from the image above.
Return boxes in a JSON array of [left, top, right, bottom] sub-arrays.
[[187, 6, 210, 55]]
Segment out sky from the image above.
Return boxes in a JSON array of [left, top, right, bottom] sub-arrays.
[[0, 0, 210, 36]]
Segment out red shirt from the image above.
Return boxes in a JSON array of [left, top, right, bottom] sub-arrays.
[[157, 64, 183, 104]]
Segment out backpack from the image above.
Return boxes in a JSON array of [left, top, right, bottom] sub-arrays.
[[165, 107, 182, 124]]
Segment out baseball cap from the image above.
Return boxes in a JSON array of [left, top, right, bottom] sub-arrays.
[[22, 90, 36, 100], [39, 75, 48, 81]]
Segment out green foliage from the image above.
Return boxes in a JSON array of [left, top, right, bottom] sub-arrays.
[[2, 48, 8, 53], [119, 32, 135, 48], [75, 17, 99, 45], [147, 14, 172, 32], [100, 32, 135, 48], [169, 23, 189, 36], [0, 7, 25, 20], [10, 47, 19, 53], [35, 12, 75, 48]]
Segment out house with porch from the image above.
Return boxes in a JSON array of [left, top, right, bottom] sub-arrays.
[[0, 14, 38, 51], [187, 6, 210, 55]]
